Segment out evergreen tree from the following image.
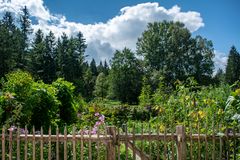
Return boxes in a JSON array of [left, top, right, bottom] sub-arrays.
[[42, 31, 57, 83], [30, 29, 45, 78], [0, 23, 15, 77], [97, 61, 104, 73], [103, 60, 109, 75], [90, 58, 98, 76], [20, 6, 32, 51], [56, 33, 69, 78], [56, 32, 87, 83], [75, 32, 87, 67], [225, 46, 240, 84], [94, 72, 108, 100], [213, 68, 225, 85], [0, 12, 22, 77], [82, 68, 95, 101], [18, 6, 32, 69], [109, 48, 143, 104], [2, 12, 15, 32], [68, 32, 87, 82]]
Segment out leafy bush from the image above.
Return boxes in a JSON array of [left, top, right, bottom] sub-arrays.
[[0, 71, 83, 130]]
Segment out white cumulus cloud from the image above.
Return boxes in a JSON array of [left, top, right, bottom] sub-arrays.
[[0, 0, 205, 62], [214, 50, 228, 73]]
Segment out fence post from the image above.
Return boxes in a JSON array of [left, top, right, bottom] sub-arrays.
[[176, 125, 187, 160], [106, 126, 116, 160]]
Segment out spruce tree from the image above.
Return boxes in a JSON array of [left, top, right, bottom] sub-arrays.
[[56, 33, 69, 78], [30, 29, 45, 78], [20, 6, 32, 47], [225, 46, 240, 84], [0, 12, 22, 77], [90, 58, 98, 76], [43, 31, 57, 83]]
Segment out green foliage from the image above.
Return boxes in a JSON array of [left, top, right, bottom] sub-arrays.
[[26, 81, 60, 130], [225, 46, 240, 84], [224, 83, 240, 128], [152, 78, 231, 131], [53, 78, 79, 125], [139, 77, 152, 107], [0, 70, 33, 126], [90, 58, 98, 76], [137, 21, 214, 85], [190, 35, 214, 84], [0, 12, 23, 77], [82, 68, 95, 101], [94, 72, 108, 100], [0, 71, 81, 129], [108, 48, 143, 104], [3, 70, 33, 101]]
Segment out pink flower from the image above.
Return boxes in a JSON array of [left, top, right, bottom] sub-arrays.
[[94, 112, 100, 117], [8, 126, 17, 132], [99, 115, 105, 122], [95, 121, 102, 126]]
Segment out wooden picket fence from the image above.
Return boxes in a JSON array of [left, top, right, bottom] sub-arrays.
[[1, 125, 240, 160]]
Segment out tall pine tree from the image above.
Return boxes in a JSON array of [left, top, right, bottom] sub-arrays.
[[30, 29, 45, 78], [42, 31, 57, 83], [225, 46, 240, 84], [0, 12, 22, 77]]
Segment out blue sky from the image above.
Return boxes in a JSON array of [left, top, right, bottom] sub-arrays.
[[0, 0, 239, 70], [44, 0, 240, 55]]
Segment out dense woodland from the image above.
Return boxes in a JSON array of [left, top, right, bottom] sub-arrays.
[[0, 7, 239, 134]]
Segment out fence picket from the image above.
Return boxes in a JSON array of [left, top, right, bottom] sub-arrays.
[[64, 126, 67, 160], [225, 128, 230, 160], [133, 124, 136, 160], [9, 127, 13, 160], [141, 123, 144, 158], [157, 125, 160, 160], [56, 126, 59, 160], [204, 122, 208, 160], [190, 124, 193, 160], [149, 123, 152, 160], [125, 124, 128, 160], [117, 127, 120, 160], [97, 127, 100, 160], [0, 124, 239, 160], [32, 126, 36, 160], [72, 126, 76, 160], [40, 127, 43, 160], [219, 123, 222, 160], [17, 127, 20, 160], [89, 127, 92, 160], [2, 126, 5, 160], [212, 119, 216, 160], [233, 128, 236, 160], [48, 126, 51, 160], [164, 126, 167, 160], [24, 125, 27, 160], [80, 129, 83, 160], [171, 126, 175, 160], [197, 120, 200, 160]]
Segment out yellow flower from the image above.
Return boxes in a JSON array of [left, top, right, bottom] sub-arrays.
[[217, 109, 224, 115], [159, 124, 165, 133], [235, 89, 240, 95], [198, 110, 205, 119]]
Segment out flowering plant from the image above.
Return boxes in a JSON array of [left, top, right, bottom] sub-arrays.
[[79, 112, 105, 135]]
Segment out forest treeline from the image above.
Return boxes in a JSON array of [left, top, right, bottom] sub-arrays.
[[0, 7, 240, 105]]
